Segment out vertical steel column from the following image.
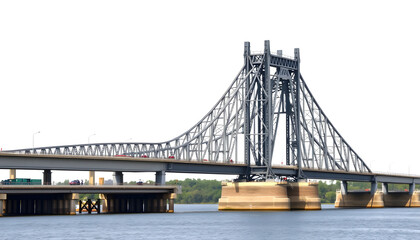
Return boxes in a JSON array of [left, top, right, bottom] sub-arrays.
[[371, 180, 378, 195], [285, 80, 291, 165], [341, 181, 348, 195], [244, 42, 251, 180], [409, 183, 415, 195], [43, 170, 52, 185], [113, 171, 124, 185], [263, 40, 272, 174], [155, 171, 166, 185], [294, 48, 302, 179]]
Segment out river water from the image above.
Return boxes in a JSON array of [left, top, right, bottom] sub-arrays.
[[1, 204, 419, 240]]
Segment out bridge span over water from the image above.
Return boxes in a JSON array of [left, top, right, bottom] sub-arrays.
[[1, 41, 419, 213], [0, 152, 419, 185]]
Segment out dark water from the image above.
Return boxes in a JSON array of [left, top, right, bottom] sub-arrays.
[[1, 205, 419, 240]]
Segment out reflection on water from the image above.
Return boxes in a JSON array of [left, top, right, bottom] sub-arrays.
[[1, 204, 419, 240]]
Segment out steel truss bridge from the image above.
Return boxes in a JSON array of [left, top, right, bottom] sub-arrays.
[[9, 41, 371, 181]]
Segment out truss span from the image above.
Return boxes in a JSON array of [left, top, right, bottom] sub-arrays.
[[9, 41, 371, 178]]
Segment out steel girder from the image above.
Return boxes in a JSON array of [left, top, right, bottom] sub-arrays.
[[8, 41, 371, 179]]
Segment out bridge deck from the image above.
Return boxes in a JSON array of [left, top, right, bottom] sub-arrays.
[[1, 152, 419, 184], [0, 185, 178, 194]]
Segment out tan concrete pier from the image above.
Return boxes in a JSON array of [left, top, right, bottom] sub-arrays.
[[287, 182, 321, 210], [335, 181, 420, 208], [218, 181, 320, 211], [382, 192, 420, 207], [335, 191, 384, 208]]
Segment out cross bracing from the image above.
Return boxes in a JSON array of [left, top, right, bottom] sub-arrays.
[[9, 41, 371, 180]]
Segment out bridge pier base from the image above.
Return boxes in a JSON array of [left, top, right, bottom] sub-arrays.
[[336, 182, 420, 208], [218, 181, 320, 211], [382, 183, 420, 207], [335, 191, 384, 208], [287, 182, 321, 210]]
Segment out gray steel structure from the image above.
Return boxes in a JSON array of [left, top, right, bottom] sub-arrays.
[[8, 41, 370, 180]]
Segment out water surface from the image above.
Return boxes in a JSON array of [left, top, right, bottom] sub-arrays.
[[2, 204, 419, 240]]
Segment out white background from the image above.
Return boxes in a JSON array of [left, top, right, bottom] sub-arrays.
[[1, 0, 419, 183]]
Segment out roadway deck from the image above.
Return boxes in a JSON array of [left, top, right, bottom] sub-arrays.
[[0, 185, 178, 194], [1, 152, 420, 184]]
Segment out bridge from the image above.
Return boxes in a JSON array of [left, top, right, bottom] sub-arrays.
[[1, 40, 419, 214]]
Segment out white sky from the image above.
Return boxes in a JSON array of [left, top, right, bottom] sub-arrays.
[[1, 0, 419, 183]]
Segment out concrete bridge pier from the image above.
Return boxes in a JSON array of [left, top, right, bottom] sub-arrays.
[[218, 181, 321, 211], [382, 183, 420, 207], [43, 170, 52, 185], [113, 171, 123, 185], [89, 171, 95, 185], [287, 182, 321, 210], [0, 194, 6, 216], [167, 193, 176, 213], [9, 169, 16, 180], [335, 181, 384, 208]]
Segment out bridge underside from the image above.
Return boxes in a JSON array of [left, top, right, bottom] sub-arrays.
[[0, 185, 177, 216]]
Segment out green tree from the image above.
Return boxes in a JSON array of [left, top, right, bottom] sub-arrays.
[[167, 179, 222, 204]]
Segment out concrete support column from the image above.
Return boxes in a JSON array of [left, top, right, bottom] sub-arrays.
[[43, 170, 52, 185], [409, 183, 415, 195], [341, 181, 348, 195], [89, 171, 95, 185], [99, 194, 108, 214], [113, 171, 123, 185], [155, 171, 166, 185], [9, 169, 16, 179], [382, 183, 389, 194], [69, 193, 79, 215], [168, 193, 176, 213], [0, 194, 6, 217], [371, 181, 378, 195]]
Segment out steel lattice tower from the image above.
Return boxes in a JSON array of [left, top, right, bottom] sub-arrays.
[[9, 41, 371, 181]]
